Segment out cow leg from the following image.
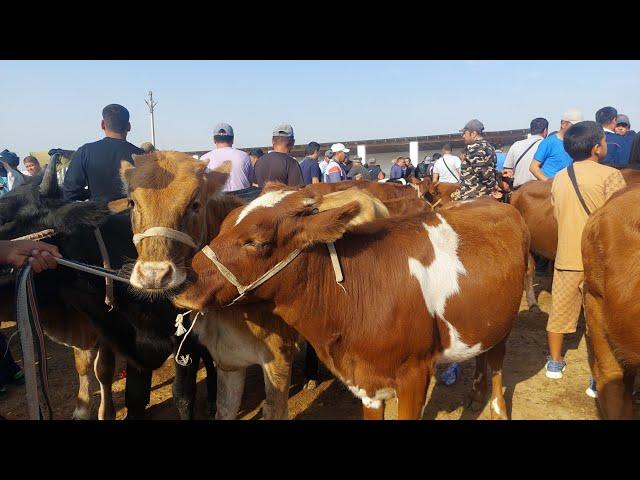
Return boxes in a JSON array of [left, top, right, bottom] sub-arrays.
[[487, 339, 509, 420], [363, 404, 385, 420], [71, 348, 95, 420], [525, 253, 539, 311], [201, 349, 217, 419], [467, 354, 488, 411], [124, 362, 152, 420], [94, 343, 116, 420], [215, 368, 246, 420], [584, 290, 629, 419], [172, 349, 200, 420], [396, 363, 430, 420], [262, 357, 293, 420], [303, 342, 320, 390], [623, 368, 637, 419]]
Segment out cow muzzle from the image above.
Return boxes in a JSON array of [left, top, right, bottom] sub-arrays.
[[130, 261, 182, 290]]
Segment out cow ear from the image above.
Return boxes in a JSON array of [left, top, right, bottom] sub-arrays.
[[120, 160, 135, 185], [108, 197, 130, 213], [204, 160, 230, 195], [298, 201, 361, 246]]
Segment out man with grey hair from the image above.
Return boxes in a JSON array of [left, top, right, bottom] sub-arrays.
[[253, 124, 304, 187]]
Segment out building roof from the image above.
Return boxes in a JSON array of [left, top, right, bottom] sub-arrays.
[[186, 129, 529, 158]]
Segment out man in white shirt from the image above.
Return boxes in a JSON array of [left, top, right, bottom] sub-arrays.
[[200, 123, 253, 192], [503, 117, 549, 189], [432, 143, 461, 184]]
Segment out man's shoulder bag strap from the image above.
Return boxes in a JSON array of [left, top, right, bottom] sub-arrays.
[[513, 138, 542, 171], [567, 163, 591, 216], [442, 157, 460, 183]]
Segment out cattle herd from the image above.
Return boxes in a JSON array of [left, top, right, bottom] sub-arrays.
[[1, 150, 639, 420]]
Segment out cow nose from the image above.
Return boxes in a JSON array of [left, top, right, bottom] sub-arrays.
[[134, 261, 175, 289]]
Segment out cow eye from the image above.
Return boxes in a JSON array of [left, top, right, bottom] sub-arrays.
[[128, 199, 135, 209], [191, 201, 200, 213]]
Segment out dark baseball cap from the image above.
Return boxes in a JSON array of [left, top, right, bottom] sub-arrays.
[[213, 123, 234, 136], [272, 124, 294, 138], [0, 149, 19, 167], [460, 119, 485, 133]]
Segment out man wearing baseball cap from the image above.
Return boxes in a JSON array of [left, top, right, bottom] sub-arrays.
[[529, 109, 582, 181], [457, 119, 498, 200], [253, 124, 304, 187], [324, 143, 349, 183], [0, 149, 24, 196], [200, 122, 254, 192], [615, 114, 636, 165]]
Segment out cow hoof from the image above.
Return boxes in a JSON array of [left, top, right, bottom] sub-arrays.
[[71, 407, 91, 420], [528, 304, 541, 314], [466, 396, 486, 412], [303, 379, 318, 391]]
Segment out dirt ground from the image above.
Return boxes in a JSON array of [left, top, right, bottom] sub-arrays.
[[2, 273, 639, 420]]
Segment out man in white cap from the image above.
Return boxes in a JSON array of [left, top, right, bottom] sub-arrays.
[[529, 109, 583, 181], [200, 122, 254, 192], [324, 143, 349, 183]]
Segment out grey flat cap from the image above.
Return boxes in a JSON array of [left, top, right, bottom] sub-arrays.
[[460, 119, 485, 133], [213, 123, 234, 136], [616, 114, 631, 127], [272, 124, 294, 138]]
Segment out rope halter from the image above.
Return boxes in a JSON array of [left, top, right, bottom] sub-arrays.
[[132, 226, 201, 250], [201, 245, 303, 307]]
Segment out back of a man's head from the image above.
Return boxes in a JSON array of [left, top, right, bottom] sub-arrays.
[[305, 141, 321, 157], [102, 104, 130, 134], [442, 143, 452, 153], [563, 121, 604, 161], [530, 117, 549, 136], [595, 106, 618, 128]]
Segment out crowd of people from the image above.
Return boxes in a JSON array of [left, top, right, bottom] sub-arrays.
[[1, 102, 640, 406]]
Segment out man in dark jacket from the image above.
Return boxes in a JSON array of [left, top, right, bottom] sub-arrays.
[[367, 158, 383, 181], [415, 155, 431, 179], [596, 106, 625, 165], [63, 104, 144, 202]]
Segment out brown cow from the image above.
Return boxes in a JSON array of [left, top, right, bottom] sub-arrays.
[[582, 184, 640, 419], [173, 191, 530, 419]]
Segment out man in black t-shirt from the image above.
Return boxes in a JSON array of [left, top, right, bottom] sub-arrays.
[[253, 124, 304, 187], [63, 104, 144, 202]]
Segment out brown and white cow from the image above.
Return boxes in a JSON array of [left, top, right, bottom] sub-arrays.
[[582, 184, 640, 419], [173, 190, 530, 419], [120, 151, 302, 419]]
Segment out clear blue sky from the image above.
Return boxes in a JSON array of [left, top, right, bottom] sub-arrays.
[[1, 60, 639, 158]]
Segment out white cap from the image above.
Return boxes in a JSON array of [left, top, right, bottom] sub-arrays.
[[330, 143, 350, 153], [562, 109, 583, 125]]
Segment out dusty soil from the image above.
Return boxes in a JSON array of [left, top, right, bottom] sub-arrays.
[[2, 273, 638, 420]]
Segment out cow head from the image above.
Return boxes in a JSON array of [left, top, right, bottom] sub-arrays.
[[0, 152, 109, 241], [173, 188, 372, 312], [122, 150, 230, 291]]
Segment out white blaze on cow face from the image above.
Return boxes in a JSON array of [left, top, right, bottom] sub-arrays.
[[408, 214, 484, 363], [235, 190, 295, 225]]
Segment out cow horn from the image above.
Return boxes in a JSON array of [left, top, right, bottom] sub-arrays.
[[40, 151, 61, 198]]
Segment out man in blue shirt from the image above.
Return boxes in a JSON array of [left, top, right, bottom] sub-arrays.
[[494, 144, 506, 172], [299, 142, 322, 185], [530, 109, 583, 181], [389, 157, 404, 180], [596, 106, 625, 165]]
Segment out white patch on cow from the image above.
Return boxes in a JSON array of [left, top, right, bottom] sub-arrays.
[[408, 214, 484, 363], [491, 397, 502, 416], [235, 190, 295, 225], [347, 383, 396, 410]]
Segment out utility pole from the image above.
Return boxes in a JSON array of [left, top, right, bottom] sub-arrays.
[[145, 91, 158, 146]]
